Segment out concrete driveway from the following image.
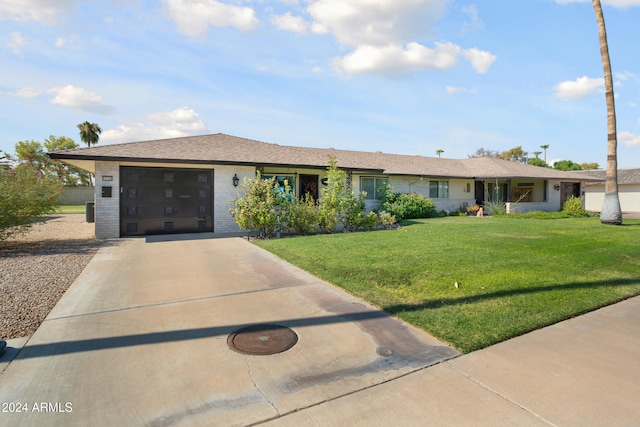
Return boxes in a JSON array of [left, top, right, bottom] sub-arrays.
[[0, 235, 459, 426], [2, 235, 640, 426]]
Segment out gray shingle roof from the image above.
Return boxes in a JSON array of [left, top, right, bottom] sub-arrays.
[[575, 168, 640, 185], [50, 133, 594, 180]]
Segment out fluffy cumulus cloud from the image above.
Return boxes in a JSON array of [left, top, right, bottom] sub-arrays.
[[307, 0, 446, 46], [274, 0, 496, 76], [0, 0, 80, 24], [620, 131, 640, 147], [334, 42, 495, 76], [48, 85, 116, 114], [271, 12, 308, 33], [462, 48, 496, 74], [101, 107, 209, 144], [163, 0, 259, 38], [554, 76, 604, 99]]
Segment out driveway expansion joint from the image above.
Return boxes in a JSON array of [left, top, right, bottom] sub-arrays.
[[444, 361, 558, 426]]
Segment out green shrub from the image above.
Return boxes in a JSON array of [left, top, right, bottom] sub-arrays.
[[230, 172, 291, 238], [562, 195, 589, 217], [484, 200, 507, 216], [342, 191, 367, 232], [287, 194, 319, 235], [382, 192, 436, 220], [0, 163, 63, 240], [378, 212, 397, 229], [360, 211, 381, 231]]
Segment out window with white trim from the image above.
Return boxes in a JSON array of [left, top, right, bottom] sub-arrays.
[[429, 180, 449, 198]]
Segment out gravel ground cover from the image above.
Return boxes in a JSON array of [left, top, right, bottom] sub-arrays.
[[0, 215, 103, 340]]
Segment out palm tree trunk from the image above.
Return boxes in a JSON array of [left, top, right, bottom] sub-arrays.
[[593, 0, 622, 225]]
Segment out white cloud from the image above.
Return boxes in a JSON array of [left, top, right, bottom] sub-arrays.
[[462, 48, 496, 73], [334, 42, 495, 76], [555, 0, 640, 7], [271, 12, 308, 33], [307, 0, 447, 47], [554, 76, 604, 99], [9, 87, 41, 98], [101, 107, 209, 144], [55, 37, 66, 48], [446, 86, 477, 94], [301, 1, 495, 76], [48, 85, 116, 114], [163, 0, 259, 38], [8, 32, 28, 54], [620, 131, 640, 147], [461, 5, 484, 33], [0, 0, 79, 24]]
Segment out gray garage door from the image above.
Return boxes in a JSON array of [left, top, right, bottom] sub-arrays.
[[120, 167, 213, 236]]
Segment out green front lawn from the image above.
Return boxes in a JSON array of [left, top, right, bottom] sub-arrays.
[[55, 205, 87, 214], [256, 217, 640, 353]]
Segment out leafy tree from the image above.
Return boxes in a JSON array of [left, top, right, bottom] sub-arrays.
[[468, 148, 500, 158], [318, 157, 350, 233], [500, 146, 528, 163], [554, 160, 582, 171], [15, 140, 48, 166], [0, 163, 63, 240], [77, 121, 102, 148], [592, 0, 621, 225], [317, 157, 367, 233], [528, 157, 550, 168], [14, 137, 89, 186], [580, 162, 600, 170], [44, 135, 91, 186]]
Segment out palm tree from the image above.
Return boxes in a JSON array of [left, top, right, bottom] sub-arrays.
[[77, 121, 101, 187], [436, 149, 444, 158], [533, 151, 542, 159], [592, 0, 622, 225], [77, 121, 102, 148], [540, 145, 549, 163]]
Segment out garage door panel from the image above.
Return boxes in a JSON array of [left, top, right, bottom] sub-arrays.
[[120, 167, 213, 236]]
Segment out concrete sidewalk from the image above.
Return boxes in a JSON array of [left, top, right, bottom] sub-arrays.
[[1, 236, 639, 426]]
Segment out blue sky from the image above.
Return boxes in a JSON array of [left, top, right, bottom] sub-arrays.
[[1, 0, 639, 167]]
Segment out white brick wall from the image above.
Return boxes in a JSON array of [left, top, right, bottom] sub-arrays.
[[95, 161, 121, 239], [214, 165, 255, 233]]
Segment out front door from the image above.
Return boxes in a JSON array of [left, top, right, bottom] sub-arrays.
[[299, 174, 319, 200], [474, 181, 485, 205], [560, 182, 580, 206]]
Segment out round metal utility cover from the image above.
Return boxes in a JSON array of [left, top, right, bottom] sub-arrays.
[[227, 324, 298, 356]]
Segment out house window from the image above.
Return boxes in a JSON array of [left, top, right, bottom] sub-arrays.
[[360, 177, 388, 200], [429, 181, 449, 198], [488, 182, 508, 202], [263, 175, 295, 199]]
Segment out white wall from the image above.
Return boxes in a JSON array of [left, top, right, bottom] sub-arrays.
[[94, 161, 120, 239], [213, 165, 255, 233], [584, 183, 640, 212]]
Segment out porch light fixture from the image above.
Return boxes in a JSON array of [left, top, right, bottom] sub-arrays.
[[232, 174, 240, 187], [553, 184, 561, 191]]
